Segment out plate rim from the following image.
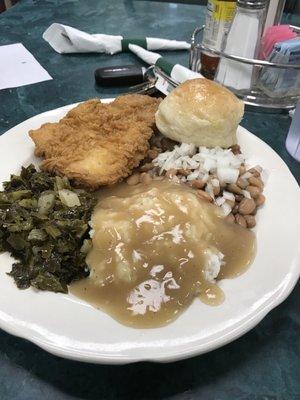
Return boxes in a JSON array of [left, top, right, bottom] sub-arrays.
[[0, 100, 299, 364]]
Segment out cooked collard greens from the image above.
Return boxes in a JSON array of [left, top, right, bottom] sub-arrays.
[[0, 165, 97, 293]]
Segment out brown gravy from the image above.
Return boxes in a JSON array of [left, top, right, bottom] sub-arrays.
[[71, 181, 256, 328]]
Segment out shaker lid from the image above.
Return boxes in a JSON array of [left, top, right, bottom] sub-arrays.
[[237, 0, 267, 8]]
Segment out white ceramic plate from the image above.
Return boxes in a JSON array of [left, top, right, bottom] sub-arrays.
[[0, 100, 299, 364]]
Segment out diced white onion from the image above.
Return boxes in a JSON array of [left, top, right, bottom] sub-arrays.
[[242, 190, 251, 199], [222, 191, 235, 201], [221, 202, 232, 216], [187, 171, 199, 181], [215, 197, 225, 206], [151, 143, 261, 214], [217, 167, 239, 184], [241, 171, 252, 180], [153, 143, 243, 182], [211, 178, 220, 187], [205, 182, 214, 198]]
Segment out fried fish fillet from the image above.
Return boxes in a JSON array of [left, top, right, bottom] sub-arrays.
[[29, 95, 160, 189]]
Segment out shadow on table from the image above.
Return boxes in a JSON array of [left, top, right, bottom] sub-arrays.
[[0, 285, 299, 400]]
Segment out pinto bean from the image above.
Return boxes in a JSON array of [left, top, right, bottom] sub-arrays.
[[255, 194, 265, 206], [140, 172, 152, 184], [244, 215, 256, 228], [227, 183, 243, 195], [248, 176, 264, 189], [127, 173, 140, 185], [191, 179, 206, 189], [235, 214, 247, 228], [140, 162, 154, 172], [238, 198, 256, 215], [197, 190, 213, 202], [247, 185, 261, 198], [226, 213, 235, 224]]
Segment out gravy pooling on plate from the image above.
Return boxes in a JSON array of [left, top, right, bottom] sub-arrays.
[[71, 181, 256, 328]]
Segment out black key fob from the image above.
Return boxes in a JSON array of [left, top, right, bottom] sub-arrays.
[[95, 65, 146, 87]]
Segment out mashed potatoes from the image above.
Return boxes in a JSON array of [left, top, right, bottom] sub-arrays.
[[71, 181, 255, 328]]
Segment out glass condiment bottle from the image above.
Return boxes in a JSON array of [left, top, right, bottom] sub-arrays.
[[201, 0, 237, 80]]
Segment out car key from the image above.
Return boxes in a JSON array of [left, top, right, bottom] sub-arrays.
[[95, 65, 147, 87]]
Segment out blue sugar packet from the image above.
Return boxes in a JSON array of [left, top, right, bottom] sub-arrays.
[[258, 37, 300, 97], [275, 38, 300, 91]]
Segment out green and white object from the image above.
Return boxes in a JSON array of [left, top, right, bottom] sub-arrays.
[[43, 23, 191, 55], [128, 44, 202, 90]]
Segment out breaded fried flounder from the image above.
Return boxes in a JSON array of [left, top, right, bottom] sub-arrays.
[[29, 95, 160, 189]]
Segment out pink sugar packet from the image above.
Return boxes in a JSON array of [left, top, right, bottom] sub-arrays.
[[260, 25, 297, 59]]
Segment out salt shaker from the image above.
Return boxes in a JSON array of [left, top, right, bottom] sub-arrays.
[[216, 0, 268, 91]]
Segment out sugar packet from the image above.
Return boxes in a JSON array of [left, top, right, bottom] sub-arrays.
[[258, 37, 300, 97]]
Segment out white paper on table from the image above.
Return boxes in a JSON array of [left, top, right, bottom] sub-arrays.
[[0, 43, 52, 90]]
